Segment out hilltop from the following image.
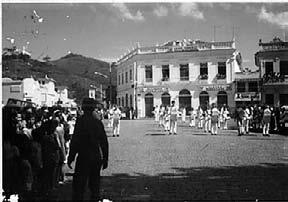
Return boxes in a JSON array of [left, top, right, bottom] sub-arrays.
[[2, 52, 117, 103]]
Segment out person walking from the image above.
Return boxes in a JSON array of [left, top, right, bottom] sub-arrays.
[[211, 104, 220, 135], [112, 105, 122, 137], [67, 98, 109, 201], [244, 106, 251, 135], [235, 106, 245, 136], [182, 107, 186, 123], [263, 105, 272, 136], [169, 101, 178, 135]]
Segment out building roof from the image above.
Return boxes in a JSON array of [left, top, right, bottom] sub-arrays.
[[235, 71, 260, 81], [2, 77, 22, 85], [258, 37, 288, 52], [117, 39, 236, 64]]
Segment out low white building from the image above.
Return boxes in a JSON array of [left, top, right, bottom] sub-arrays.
[[2, 75, 69, 107]]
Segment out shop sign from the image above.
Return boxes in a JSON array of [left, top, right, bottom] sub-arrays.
[[235, 92, 261, 101], [200, 84, 232, 91], [138, 87, 169, 93]]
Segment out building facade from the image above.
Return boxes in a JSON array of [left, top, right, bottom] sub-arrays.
[[234, 71, 261, 107], [255, 37, 288, 107], [116, 39, 242, 118], [2, 75, 73, 107]]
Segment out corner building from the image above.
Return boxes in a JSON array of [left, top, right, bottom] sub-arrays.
[[116, 39, 242, 118], [255, 37, 288, 107]]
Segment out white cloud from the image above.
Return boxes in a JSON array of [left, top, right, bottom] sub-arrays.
[[258, 6, 288, 28], [112, 3, 145, 22], [153, 5, 168, 17], [178, 3, 204, 20]]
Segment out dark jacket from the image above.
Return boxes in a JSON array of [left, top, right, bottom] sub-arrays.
[[68, 113, 108, 163]]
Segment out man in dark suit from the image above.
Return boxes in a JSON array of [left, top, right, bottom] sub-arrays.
[[68, 98, 109, 201]]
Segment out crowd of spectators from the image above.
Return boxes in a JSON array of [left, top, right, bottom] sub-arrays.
[[234, 104, 288, 136], [3, 105, 76, 201]]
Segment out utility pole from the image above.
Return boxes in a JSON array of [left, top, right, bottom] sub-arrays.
[[109, 62, 113, 107]]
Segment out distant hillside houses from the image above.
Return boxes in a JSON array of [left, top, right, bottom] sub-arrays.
[[2, 75, 76, 108]]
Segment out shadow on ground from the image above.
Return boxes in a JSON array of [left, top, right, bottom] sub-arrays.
[[55, 163, 288, 201]]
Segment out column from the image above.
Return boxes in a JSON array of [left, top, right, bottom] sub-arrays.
[[153, 64, 161, 85], [170, 63, 179, 83], [208, 62, 217, 84], [189, 63, 200, 81], [274, 59, 280, 73]]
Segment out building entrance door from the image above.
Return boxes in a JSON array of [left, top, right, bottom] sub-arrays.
[[199, 91, 209, 108], [145, 93, 154, 117], [161, 92, 171, 107], [179, 89, 191, 113]]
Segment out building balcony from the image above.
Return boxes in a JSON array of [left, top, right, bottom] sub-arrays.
[[199, 74, 208, 80], [180, 76, 189, 81], [216, 74, 226, 80], [145, 78, 153, 83], [161, 77, 170, 82], [262, 73, 287, 85]]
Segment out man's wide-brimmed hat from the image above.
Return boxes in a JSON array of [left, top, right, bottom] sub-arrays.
[[82, 98, 96, 111]]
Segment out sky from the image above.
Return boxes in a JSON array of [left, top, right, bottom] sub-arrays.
[[2, 2, 288, 69]]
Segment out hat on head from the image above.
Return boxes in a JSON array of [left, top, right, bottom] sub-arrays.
[[82, 98, 96, 112]]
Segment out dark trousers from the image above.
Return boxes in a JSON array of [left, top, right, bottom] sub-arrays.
[[72, 156, 102, 201]]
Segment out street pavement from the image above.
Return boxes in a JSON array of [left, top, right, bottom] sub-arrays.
[[57, 119, 288, 201]]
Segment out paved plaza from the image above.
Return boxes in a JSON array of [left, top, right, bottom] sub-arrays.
[[58, 119, 288, 201]]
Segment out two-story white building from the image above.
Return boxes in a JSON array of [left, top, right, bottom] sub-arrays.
[[115, 39, 242, 118], [255, 37, 288, 106], [2, 75, 60, 107]]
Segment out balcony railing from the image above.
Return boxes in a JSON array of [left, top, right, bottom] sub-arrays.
[[161, 77, 170, 82], [216, 74, 226, 80], [145, 78, 153, 82], [262, 72, 286, 83], [199, 74, 208, 80], [180, 76, 189, 81]]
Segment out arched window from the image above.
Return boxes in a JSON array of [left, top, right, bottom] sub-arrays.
[[145, 93, 154, 117], [199, 91, 209, 108], [130, 94, 133, 107], [179, 89, 191, 112], [161, 92, 171, 107], [125, 94, 128, 107], [217, 91, 228, 108]]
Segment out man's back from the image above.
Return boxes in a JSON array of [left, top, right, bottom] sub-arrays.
[[69, 114, 108, 162]]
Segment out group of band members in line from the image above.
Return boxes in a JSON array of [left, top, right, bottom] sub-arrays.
[[153, 102, 288, 137], [153, 103, 230, 135]]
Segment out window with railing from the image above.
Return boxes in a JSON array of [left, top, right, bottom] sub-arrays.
[[180, 64, 189, 81], [125, 72, 128, 83], [200, 62, 208, 80], [129, 69, 132, 81], [280, 61, 288, 75], [162, 65, 169, 81], [265, 62, 273, 74], [265, 94, 274, 105], [248, 81, 258, 92], [237, 82, 245, 92], [217, 62, 226, 79], [145, 65, 153, 82]]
